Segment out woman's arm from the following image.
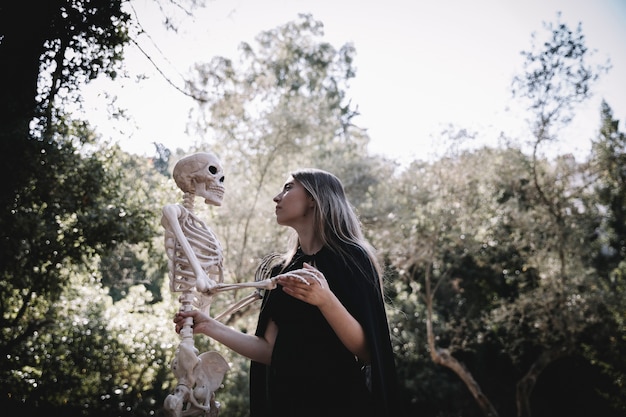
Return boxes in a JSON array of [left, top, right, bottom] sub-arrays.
[[174, 310, 277, 365], [317, 291, 371, 363]]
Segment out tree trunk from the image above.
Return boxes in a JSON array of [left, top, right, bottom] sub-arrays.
[[516, 348, 569, 417], [0, 1, 54, 133], [424, 264, 500, 417], [430, 347, 500, 417]]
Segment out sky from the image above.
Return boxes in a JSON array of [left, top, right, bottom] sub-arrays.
[[80, 0, 626, 165]]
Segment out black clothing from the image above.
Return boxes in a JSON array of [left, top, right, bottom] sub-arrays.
[[250, 245, 398, 417]]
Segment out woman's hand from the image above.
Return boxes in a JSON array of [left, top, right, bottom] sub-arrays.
[[174, 309, 213, 336], [276, 262, 333, 308], [174, 307, 277, 365]]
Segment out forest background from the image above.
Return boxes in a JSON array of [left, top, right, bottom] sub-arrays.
[[1, 1, 625, 417]]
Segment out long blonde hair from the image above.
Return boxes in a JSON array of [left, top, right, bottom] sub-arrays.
[[281, 168, 383, 290]]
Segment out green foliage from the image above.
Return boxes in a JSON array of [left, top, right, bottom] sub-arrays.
[[0, 141, 173, 414], [591, 102, 626, 274], [584, 102, 626, 411]]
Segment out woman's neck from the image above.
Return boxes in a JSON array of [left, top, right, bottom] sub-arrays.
[[298, 234, 323, 255]]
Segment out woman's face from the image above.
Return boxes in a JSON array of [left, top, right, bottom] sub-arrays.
[[273, 176, 314, 227]]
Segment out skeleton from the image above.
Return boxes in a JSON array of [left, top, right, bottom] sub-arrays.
[[161, 152, 313, 417]]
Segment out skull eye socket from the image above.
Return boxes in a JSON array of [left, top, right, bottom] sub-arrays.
[[208, 165, 218, 175]]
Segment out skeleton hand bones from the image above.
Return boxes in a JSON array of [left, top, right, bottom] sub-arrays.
[[275, 263, 331, 307], [201, 267, 315, 295]]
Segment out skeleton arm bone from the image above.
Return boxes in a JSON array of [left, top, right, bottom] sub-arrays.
[[205, 277, 279, 294], [202, 271, 312, 295], [213, 291, 262, 322], [209, 277, 306, 320]]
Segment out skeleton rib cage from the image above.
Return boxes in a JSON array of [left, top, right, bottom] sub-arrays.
[[165, 209, 224, 294]]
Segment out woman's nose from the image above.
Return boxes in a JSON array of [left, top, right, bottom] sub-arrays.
[[273, 193, 281, 202]]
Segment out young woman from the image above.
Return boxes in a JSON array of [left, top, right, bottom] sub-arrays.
[[174, 168, 399, 417]]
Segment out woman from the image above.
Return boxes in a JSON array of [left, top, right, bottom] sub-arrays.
[[174, 168, 398, 417]]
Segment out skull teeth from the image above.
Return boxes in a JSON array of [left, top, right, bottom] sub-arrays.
[[208, 186, 224, 195]]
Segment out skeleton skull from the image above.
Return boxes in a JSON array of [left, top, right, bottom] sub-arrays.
[[173, 152, 225, 206]]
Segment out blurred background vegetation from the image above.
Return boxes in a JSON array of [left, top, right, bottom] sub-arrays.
[[1, 1, 625, 416]]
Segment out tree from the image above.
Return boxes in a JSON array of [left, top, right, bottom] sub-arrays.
[[585, 102, 626, 412], [380, 140, 623, 417], [591, 102, 626, 276], [383, 142, 535, 417], [0, 1, 234, 415], [511, 13, 608, 151], [0, 141, 170, 412], [0, 1, 130, 215], [510, 15, 611, 417], [183, 13, 379, 321], [0, 0, 134, 332], [0, 1, 200, 409]]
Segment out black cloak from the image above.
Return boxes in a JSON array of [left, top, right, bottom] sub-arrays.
[[250, 244, 399, 417]]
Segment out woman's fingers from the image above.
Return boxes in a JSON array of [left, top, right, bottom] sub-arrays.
[[276, 263, 326, 287], [302, 263, 327, 288], [277, 265, 331, 306], [173, 310, 199, 333]]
